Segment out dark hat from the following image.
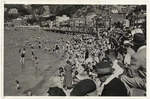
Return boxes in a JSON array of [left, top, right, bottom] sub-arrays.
[[95, 62, 113, 75], [47, 87, 66, 96], [132, 33, 145, 44], [70, 79, 96, 96]]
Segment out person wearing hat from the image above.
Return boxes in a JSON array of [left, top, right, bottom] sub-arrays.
[[47, 87, 66, 96], [121, 33, 146, 95], [70, 79, 97, 96], [131, 26, 143, 36], [95, 62, 128, 96]]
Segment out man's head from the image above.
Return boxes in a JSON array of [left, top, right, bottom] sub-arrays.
[[95, 62, 114, 83], [70, 79, 97, 96], [132, 33, 145, 45], [132, 33, 146, 51], [47, 87, 66, 96]]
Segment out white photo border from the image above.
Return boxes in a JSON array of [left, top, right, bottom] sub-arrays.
[[1, 0, 150, 99]]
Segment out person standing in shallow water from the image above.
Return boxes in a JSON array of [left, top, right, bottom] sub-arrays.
[[39, 41, 42, 49], [34, 57, 40, 76], [20, 48, 26, 65], [31, 44, 35, 60]]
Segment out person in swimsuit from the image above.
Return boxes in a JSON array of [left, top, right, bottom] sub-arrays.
[[39, 41, 42, 49], [20, 48, 26, 64], [55, 44, 59, 53], [31, 44, 35, 60], [34, 57, 40, 75]]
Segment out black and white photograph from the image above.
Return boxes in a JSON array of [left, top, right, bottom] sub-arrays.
[[3, 3, 147, 96]]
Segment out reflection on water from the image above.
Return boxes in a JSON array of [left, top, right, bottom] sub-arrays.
[[21, 63, 26, 74]]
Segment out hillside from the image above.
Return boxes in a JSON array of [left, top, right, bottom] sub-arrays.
[[4, 4, 143, 23]]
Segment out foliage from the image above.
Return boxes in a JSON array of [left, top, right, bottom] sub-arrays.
[[5, 4, 31, 16], [56, 5, 84, 17], [133, 5, 146, 12], [26, 18, 38, 25]]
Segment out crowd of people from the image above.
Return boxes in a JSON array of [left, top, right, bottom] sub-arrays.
[[45, 25, 146, 96], [15, 24, 146, 96]]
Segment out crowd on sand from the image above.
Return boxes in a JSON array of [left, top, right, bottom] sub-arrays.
[[16, 25, 146, 96]]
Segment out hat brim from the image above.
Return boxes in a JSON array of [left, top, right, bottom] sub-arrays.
[[96, 68, 114, 75], [130, 40, 146, 45]]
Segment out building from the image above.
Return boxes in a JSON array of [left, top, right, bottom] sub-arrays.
[[128, 10, 146, 27], [86, 14, 96, 27], [12, 18, 26, 26], [8, 8, 18, 14], [115, 5, 135, 14], [110, 13, 126, 24], [123, 19, 130, 27], [59, 20, 70, 27], [15, 25, 41, 30], [56, 15, 70, 22], [111, 8, 119, 13], [103, 16, 112, 28], [46, 20, 54, 29], [69, 17, 86, 27], [92, 15, 112, 29], [55, 15, 70, 27], [24, 15, 33, 19], [134, 11, 146, 26]]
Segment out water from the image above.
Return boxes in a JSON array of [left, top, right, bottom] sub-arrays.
[[4, 29, 68, 96]]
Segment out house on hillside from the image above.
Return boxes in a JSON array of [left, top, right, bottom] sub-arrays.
[[12, 18, 26, 26], [110, 13, 126, 24], [111, 8, 119, 13], [69, 17, 86, 27], [86, 14, 96, 27], [132, 11, 146, 26], [103, 16, 112, 28], [55, 15, 70, 27], [92, 15, 111, 28], [115, 5, 133, 14], [8, 8, 18, 14], [123, 19, 130, 27], [46, 20, 53, 29], [24, 15, 33, 19]]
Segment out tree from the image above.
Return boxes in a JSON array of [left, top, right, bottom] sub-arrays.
[[30, 5, 46, 23], [133, 5, 146, 12], [18, 7, 31, 16], [27, 18, 38, 25]]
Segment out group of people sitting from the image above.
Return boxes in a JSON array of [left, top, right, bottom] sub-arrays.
[[46, 25, 146, 96]]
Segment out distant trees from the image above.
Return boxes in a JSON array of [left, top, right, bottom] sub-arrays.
[[30, 5, 46, 17], [133, 5, 146, 12], [4, 4, 46, 24], [56, 5, 84, 17], [4, 13, 18, 22], [5, 4, 31, 16], [26, 18, 38, 25]]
